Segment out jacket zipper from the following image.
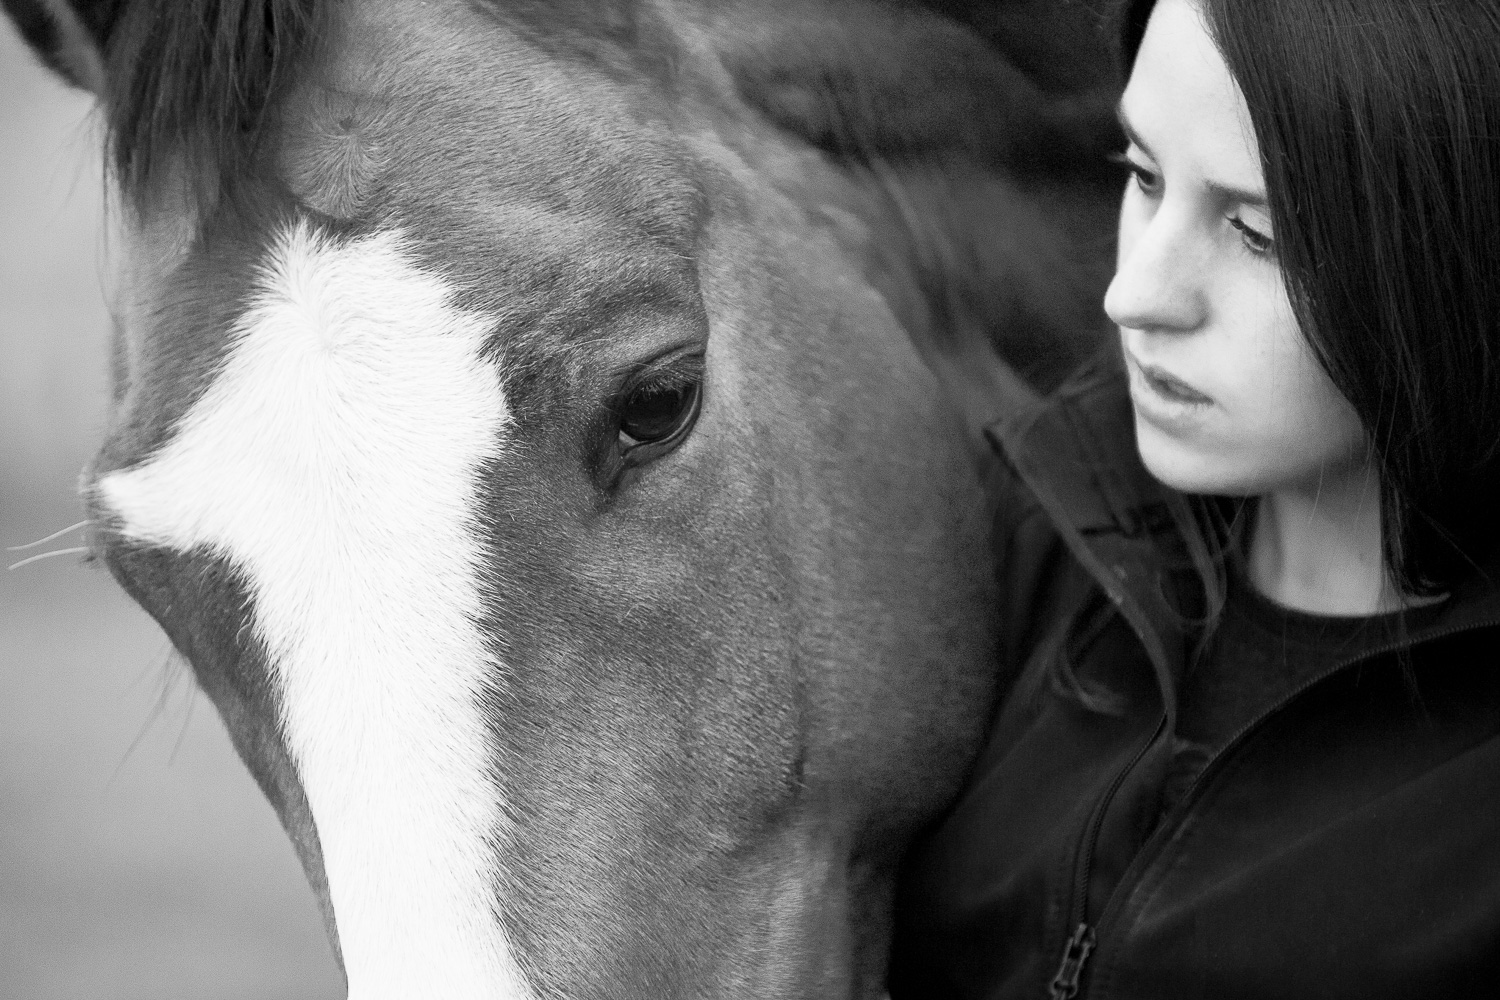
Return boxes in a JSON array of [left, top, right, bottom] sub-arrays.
[[1048, 922, 1096, 1000], [1074, 615, 1500, 995], [1048, 714, 1166, 999]]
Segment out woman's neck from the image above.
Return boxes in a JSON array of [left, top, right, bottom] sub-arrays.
[[1245, 458, 1404, 615]]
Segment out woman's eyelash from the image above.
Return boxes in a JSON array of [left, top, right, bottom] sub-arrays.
[[1228, 215, 1275, 254], [1107, 151, 1161, 196]]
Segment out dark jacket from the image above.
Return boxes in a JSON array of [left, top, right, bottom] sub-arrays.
[[888, 367, 1500, 999]]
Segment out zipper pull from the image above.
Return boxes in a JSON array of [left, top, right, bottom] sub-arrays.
[[1048, 922, 1097, 1000]]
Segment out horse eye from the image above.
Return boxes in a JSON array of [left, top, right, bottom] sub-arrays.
[[617, 374, 702, 457]]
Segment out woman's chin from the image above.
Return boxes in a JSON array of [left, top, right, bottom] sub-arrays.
[[1131, 407, 1252, 497]]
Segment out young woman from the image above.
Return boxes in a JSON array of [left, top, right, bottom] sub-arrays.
[[888, 0, 1500, 996]]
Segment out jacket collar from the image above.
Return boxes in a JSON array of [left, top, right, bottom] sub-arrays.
[[986, 365, 1193, 716], [986, 362, 1500, 710]]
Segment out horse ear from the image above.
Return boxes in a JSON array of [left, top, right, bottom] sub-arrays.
[[2, 0, 111, 93]]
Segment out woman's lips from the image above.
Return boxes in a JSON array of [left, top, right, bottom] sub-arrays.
[[1127, 352, 1213, 406]]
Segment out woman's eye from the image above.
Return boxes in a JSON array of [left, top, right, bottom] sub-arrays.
[[1228, 215, 1274, 255], [1130, 165, 1162, 196], [1108, 151, 1162, 197]]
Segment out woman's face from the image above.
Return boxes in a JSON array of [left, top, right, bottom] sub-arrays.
[[1105, 0, 1367, 498]]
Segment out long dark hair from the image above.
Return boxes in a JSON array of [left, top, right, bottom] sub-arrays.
[[1119, 0, 1500, 596]]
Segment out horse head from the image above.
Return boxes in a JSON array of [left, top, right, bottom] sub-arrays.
[[5, 0, 1117, 995]]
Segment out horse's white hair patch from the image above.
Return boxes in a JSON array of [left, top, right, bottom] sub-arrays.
[[99, 221, 531, 1000]]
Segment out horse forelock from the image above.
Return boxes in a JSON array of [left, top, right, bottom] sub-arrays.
[[95, 218, 536, 999], [98, 0, 324, 201]]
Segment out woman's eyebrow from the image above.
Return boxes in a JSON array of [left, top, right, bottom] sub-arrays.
[[1115, 99, 1268, 209], [1209, 180, 1267, 209]]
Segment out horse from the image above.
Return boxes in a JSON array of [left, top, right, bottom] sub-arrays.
[[3, 0, 1119, 995]]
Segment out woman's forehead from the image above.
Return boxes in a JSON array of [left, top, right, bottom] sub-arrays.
[[1122, 0, 1264, 202]]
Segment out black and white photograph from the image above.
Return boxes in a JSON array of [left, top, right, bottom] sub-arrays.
[[4, 1, 1497, 997]]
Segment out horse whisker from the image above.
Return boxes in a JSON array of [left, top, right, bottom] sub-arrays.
[[111, 644, 189, 788], [7, 546, 91, 571], [169, 683, 200, 766], [7, 519, 95, 552]]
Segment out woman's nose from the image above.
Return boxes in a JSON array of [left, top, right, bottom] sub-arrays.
[[1104, 205, 1208, 334]]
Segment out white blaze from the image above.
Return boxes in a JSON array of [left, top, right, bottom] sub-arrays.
[[99, 221, 531, 1000]]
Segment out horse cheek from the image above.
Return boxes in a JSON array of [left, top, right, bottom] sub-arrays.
[[97, 543, 344, 969]]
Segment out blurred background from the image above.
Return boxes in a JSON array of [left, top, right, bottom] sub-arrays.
[[1, 18, 343, 999]]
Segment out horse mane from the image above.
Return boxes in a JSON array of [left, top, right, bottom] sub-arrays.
[[725, 0, 1120, 179], [97, 0, 324, 200], [721, 0, 1121, 396]]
